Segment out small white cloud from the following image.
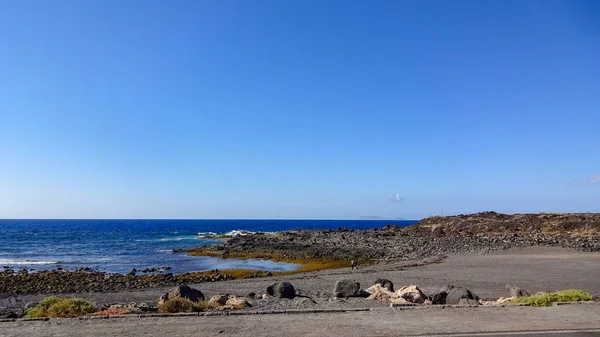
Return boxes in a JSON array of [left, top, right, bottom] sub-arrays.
[[590, 175, 600, 185], [388, 193, 404, 202]]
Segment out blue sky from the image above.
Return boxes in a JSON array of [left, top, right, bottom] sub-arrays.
[[1, 0, 599, 219]]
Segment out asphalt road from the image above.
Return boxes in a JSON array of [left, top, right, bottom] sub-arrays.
[[425, 332, 600, 337], [1, 304, 600, 337]]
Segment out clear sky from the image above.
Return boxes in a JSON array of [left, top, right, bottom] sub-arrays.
[[1, 0, 599, 219]]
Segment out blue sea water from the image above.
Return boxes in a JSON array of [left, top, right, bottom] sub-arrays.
[[0, 219, 416, 274]]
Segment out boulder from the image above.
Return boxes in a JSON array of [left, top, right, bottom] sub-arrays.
[[428, 291, 447, 305], [366, 284, 410, 304], [333, 279, 361, 298], [266, 282, 296, 299], [158, 285, 205, 305], [367, 284, 396, 302], [445, 287, 479, 305], [245, 292, 257, 299], [374, 278, 394, 292], [506, 284, 530, 298], [225, 297, 251, 309], [208, 294, 230, 307], [395, 285, 427, 304]]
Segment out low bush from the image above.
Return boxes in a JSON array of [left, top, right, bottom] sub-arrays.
[[509, 289, 592, 307], [25, 296, 97, 318], [157, 298, 213, 313]]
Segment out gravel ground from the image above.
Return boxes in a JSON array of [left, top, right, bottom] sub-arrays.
[[2, 246, 599, 311]]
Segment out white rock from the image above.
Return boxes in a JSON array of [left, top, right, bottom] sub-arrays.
[[395, 285, 427, 304]]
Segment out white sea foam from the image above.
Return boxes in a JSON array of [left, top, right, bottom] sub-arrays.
[[156, 249, 173, 253], [136, 235, 198, 242], [0, 259, 58, 266], [197, 232, 217, 238], [159, 237, 185, 241], [224, 229, 255, 236]]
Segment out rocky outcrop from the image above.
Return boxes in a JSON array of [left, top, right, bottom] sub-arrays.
[[333, 279, 361, 298], [266, 282, 296, 299], [407, 212, 600, 237], [181, 212, 600, 264], [158, 285, 204, 305]]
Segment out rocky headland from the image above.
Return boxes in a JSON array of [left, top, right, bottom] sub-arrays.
[[182, 212, 600, 262]]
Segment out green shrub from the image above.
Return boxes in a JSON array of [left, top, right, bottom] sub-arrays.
[[24, 296, 62, 318], [25, 296, 97, 318], [158, 298, 212, 313], [510, 289, 592, 307]]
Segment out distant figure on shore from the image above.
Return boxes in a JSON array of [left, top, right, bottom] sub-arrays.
[[351, 260, 357, 269]]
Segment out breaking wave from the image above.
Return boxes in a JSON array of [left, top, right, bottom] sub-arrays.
[[0, 259, 59, 266]]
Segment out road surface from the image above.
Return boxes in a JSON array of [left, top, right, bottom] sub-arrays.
[[1, 304, 600, 337]]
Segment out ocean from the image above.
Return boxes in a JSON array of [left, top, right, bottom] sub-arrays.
[[0, 219, 416, 274]]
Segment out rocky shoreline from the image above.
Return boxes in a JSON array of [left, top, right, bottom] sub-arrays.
[[2, 212, 599, 296], [0, 269, 237, 295], [183, 212, 600, 262]]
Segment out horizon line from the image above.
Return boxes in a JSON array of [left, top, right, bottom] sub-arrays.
[[0, 218, 421, 221]]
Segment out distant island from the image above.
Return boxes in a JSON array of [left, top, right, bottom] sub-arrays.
[[359, 216, 407, 220]]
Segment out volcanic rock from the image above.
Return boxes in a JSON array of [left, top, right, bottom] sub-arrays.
[[333, 279, 361, 298], [158, 285, 204, 305], [266, 282, 296, 299]]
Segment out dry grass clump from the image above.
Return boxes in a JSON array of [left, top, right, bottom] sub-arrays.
[[509, 289, 592, 307], [25, 296, 97, 318], [157, 298, 216, 313]]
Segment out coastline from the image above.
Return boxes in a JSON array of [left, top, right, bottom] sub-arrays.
[[0, 219, 406, 274], [2, 212, 600, 318], [1, 212, 599, 295], [2, 246, 600, 317]]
